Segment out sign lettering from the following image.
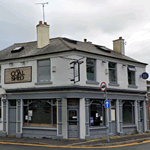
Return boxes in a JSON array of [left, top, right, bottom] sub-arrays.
[[5, 66, 32, 84]]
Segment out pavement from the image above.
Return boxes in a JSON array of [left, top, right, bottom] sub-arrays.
[[1, 133, 150, 148]]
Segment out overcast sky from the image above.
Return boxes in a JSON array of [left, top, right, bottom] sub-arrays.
[[1, 0, 150, 79]]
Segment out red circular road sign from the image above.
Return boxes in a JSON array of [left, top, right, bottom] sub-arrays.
[[100, 82, 107, 92]]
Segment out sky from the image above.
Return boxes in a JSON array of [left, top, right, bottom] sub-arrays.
[[1, 0, 150, 79]]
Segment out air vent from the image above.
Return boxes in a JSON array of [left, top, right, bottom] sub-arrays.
[[11, 46, 24, 53], [94, 45, 111, 53], [63, 38, 77, 44]]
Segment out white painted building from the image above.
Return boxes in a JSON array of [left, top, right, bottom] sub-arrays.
[[0, 21, 148, 139]]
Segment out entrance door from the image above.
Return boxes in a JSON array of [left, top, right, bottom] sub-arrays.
[[140, 101, 144, 132], [8, 100, 16, 136], [68, 109, 79, 138]]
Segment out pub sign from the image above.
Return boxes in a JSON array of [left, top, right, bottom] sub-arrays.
[[5, 66, 32, 84]]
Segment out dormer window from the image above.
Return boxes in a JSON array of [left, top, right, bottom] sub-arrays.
[[11, 46, 24, 53]]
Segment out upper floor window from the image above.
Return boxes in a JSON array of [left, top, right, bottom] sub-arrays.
[[128, 66, 136, 85], [37, 59, 50, 82], [109, 62, 117, 83], [86, 58, 96, 81]]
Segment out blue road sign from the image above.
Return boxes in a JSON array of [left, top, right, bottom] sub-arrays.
[[105, 100, 110, 108], [141, 72, 149, 79]]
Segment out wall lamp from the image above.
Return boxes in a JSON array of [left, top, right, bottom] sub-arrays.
[[102, 61, 106, 63], [9, 62, 13, 65], [122, 64, 126, 67], [21, 61, 26, 64]]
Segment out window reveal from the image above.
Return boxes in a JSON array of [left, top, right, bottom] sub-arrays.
[[86, 58, 96, 81], [89, 100, 105, 127], [123, 101, 135, 125], [109, 62, 117, 83], [23, 99, 57, 127]]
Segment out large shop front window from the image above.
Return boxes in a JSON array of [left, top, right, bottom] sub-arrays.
[[89, 100, 105, 127], [23, 99, 57, 127], [123, 101, 135, 125]]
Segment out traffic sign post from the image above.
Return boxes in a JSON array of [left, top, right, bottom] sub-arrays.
[[100, 82, 110, 143]]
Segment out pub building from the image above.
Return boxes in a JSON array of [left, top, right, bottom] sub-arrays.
[[0, 21, 148, 139]]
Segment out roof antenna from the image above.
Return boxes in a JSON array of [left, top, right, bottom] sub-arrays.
[[35, 2, 48, 23]]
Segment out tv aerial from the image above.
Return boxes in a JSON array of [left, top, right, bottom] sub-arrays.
[[35, 2, 48, 23]]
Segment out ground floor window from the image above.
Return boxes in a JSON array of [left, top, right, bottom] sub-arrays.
[[89, 100, 105, 127], [123, 101, 135, 125], [23, 99, 57, 127]]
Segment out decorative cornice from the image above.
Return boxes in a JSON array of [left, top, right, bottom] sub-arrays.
[[5, 85, 147, 94]]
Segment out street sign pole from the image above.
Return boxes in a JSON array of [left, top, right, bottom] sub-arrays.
[[105, 89, 110, 143]]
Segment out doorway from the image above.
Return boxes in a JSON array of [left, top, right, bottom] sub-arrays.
[[67, 99, 79, 138], [8, 100, 16, 136]]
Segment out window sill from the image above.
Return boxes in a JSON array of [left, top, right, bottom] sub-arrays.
[[123, 124, 136, 128], [128, 85, 138, 88], [89, 126, 107, 130], [86, 80, 99, 85], [108, 83, 120, 87], [22, 126, 57, 130], [35, 81, 53, 85]]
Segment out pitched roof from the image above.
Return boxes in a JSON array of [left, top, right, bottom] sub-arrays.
[[0, 37, 147, 65]]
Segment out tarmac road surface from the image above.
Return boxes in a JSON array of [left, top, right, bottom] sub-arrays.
[[1, 142, 150, 150]]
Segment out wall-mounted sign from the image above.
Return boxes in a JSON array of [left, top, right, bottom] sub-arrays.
[[140, 72, 149, 80], [90, 117, 94, 126], [5, 66, 32, 84]]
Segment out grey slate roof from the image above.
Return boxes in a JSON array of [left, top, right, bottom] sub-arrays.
[[0, 37, 147, 65]]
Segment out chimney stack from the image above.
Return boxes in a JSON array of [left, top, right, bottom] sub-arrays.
[[113, 37, 125, 55], [36, 21, 50, 48]]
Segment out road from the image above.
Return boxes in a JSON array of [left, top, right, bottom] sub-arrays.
[[0, 142, 150, 150]]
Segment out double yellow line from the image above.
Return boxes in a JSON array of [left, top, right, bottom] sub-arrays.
[[0, 140, 150, 148]]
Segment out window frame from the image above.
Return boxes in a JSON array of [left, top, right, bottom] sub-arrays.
[[86, 58, 96, 81], [89, 99, 106, 127], [128, 66, 136, 86], [108, 62, 117, 84], [122, 101, 135, 125], [23, 99, 57, 128], [37, 59, 51, 83]]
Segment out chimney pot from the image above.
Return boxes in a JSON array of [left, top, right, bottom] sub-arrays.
[[39, 21, 42, 24], [44, 22, 47, 25], [84, 39, 87, 43], [119, 37, 122, 39]]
